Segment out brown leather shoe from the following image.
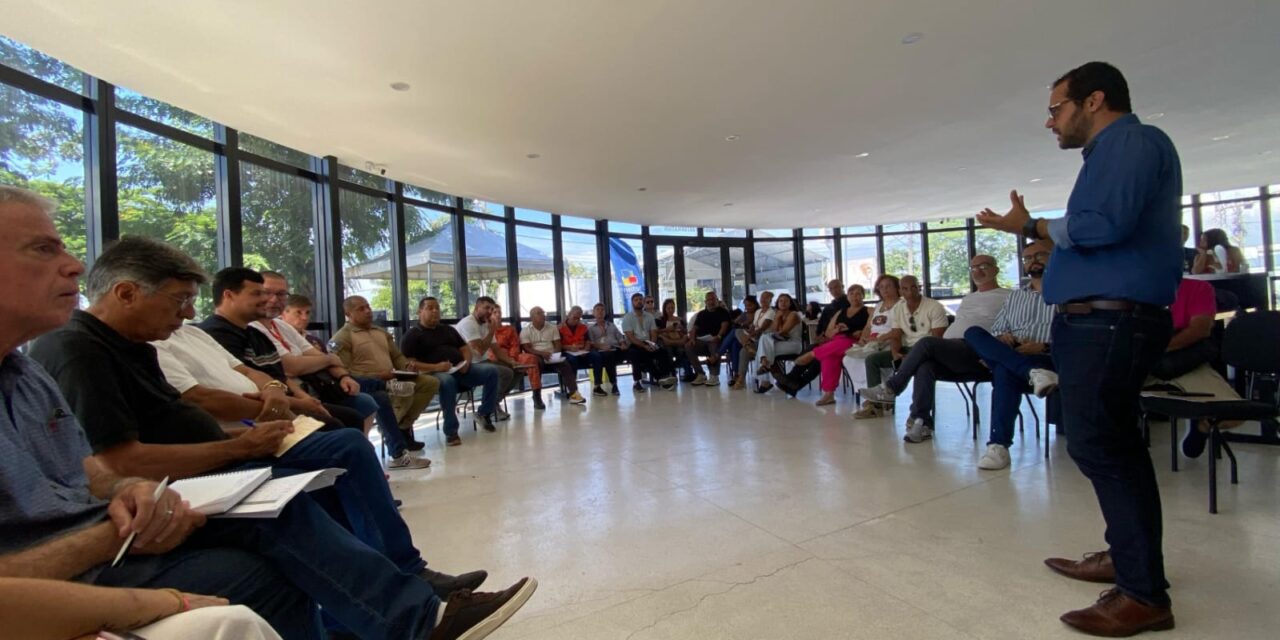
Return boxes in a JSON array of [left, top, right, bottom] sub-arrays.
[[1045, 551, 1116, 583], [1060, 589, 1174, 637]]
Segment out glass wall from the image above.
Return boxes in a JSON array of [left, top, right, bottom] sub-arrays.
[[2, 32, 1277, 347]]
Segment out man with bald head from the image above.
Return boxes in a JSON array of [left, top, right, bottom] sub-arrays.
[[330, 295, 439, 460], [519, 306, 581, 408]]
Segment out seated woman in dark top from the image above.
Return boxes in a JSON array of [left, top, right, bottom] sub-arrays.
[[776, 285, 870, 405]]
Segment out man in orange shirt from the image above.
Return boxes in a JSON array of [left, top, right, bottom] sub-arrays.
[[488, 304, 533, 406]]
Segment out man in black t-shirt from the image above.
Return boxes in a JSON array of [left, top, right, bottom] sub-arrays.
[[30, 236, 489, 599], [400, 296, 500, 446], [684, 290, 732, 386], [813, 279, 850, 346]]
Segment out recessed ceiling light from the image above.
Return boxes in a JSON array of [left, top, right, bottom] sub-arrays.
[[1147, 112, 1165, 120], [389, 82, 411, 91], [637, 187, 648, 191], [1211, 135, 1231, 142], [901, 32, 925, 45], [526, 153, 541, 159], [855, 152, 871, 158], [725, 135, 741, 142], [1029, 178, 1042, 183], [723, 203, 734, 207]]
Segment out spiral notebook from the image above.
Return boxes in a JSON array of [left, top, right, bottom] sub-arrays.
[[170, 467, 346, 518]]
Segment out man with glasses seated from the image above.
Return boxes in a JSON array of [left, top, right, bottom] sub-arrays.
[[961, 240, 1059, 470], [858, 259, 1010, 443]]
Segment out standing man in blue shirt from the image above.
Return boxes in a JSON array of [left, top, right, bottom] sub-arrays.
[[978, 62, 1181, 637]]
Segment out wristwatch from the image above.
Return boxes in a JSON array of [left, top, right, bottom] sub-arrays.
[[1022, 217, 1041, 240]]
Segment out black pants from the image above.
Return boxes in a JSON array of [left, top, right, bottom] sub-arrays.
[[884, 337, 987, 427], [627, 345, 674, 380], [1149, 338, 1217, 381], [1053, 308, 1173, 607]]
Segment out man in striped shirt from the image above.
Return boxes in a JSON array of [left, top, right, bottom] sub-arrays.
[[962, 239, 1058, 470]]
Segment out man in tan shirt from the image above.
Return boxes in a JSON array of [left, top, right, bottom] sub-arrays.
[[330, 296, 440, 450]]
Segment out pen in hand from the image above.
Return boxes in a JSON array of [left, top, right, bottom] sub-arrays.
[[110, 476, 169, 568]]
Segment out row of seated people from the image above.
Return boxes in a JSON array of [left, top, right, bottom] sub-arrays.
[[1, 184, 537, 640], [771, 237, 1227, 470]]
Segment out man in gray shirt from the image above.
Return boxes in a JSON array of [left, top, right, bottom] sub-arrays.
[[620, 292, 677, 391]]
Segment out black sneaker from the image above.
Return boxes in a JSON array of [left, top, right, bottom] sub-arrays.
[[428, 577, 538, 640], [610, 385, 621, 396], [1182, 422, 1210, 459], [480, 415, 497, 432], [532, 395, 546, 410], [420, 568, 488, 599], [633, 382, 647, 392], [402, 427, 427, 452], [592, 386, 607, 397]]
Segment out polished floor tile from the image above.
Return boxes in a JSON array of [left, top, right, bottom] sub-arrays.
[[385, 380, 1279, 639]]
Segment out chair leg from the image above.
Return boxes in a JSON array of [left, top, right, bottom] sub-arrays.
[[1027, 396, 1041, 439], [1221, 435, 1239, 485], [1208, 425, 1218, 514], [1141, 413, 1150, 448], [1170, 418, 1179, 472]]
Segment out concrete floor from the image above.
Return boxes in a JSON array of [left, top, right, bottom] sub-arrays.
[[388, 379, 1279, 639]]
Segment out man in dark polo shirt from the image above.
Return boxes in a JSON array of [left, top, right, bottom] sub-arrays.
[[683, 290, 732, 386], [400, 296, 499, 446], [196, 267, 367, 432], [812, 279, 850, 347], [29, 236, 487, 599]]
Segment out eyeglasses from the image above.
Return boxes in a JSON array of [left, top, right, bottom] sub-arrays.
[[1047, 99, 1074, 119], [1021, 251, 1052, 263], [968, 263, 997, 272], [155, 290, 198, 310], [263, 289, 289, 299]]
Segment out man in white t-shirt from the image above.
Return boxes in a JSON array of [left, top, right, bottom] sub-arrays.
[[454, 296, 514, 420], [859, 257, 1012, 443], [518, 306, 582, 408]]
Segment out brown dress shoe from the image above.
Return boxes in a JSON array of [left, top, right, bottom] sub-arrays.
[[1044, 550, 1116, 583], [1060, 588, 1174, 637]]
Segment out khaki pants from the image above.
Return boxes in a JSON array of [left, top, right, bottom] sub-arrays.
[[392, 373, 440, 428]]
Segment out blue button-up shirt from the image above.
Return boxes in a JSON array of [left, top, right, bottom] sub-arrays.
[[0, 352, 108, 559], [1043, 114, 1183, 306]]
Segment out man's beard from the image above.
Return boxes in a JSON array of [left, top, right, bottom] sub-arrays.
[[1057, 110, 1090, 149], [1027, 265, 1046, 279]]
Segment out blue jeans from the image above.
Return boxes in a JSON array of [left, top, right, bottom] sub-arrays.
[[1052, 308, 1172, 607], [565, 351, 603, 384], [722, 332, 743, 378], [964, 327, 1054, 447], [432, 364, 499, 437], [93, 492, 439, 640], [349, 377, 409, 457]]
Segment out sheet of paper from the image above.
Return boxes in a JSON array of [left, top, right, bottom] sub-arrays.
[[567, 350, 590, 356], [274, 415, 326, 457], [446, 361, 466, 374], [547, 352, 564, 363], [697, 335, 716, 342], [216, 468, 346, 519]]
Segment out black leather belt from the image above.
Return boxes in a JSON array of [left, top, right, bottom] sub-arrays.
[[1055, 300, 1163, 315]]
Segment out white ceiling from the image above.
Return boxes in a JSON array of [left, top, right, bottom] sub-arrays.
[[4, 1, 1279, 228]]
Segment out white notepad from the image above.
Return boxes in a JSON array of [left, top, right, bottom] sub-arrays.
[[218, 468, 346, 519], [170, 468, 272, 515]]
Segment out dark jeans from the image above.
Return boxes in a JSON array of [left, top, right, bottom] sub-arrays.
[[320, 402, 365, 431], [93, 492, 439, 640], [564, 352, 601, 391], [626, 345, 673, 381], [432, 364, 499, 437], [349, 377, 409, 457], [964, 327, 1054, 447], [883, 337, 987, 427], [1052, 308, 1173, 607], [595, 350, 624, 386], [1149, 338, 1217, 381]]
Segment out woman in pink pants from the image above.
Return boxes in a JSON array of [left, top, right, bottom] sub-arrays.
[[782, 285, 869, 405]]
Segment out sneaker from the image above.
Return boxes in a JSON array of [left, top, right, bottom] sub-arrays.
[[568, 391, 587, 405], [680, 373, 698, 383], [592, 386, 608, 397], [532, 395, 546, 410], [428, 577, 539, 640], [852, 402, 885, 419], [903, 418, 933, 443], [479, 414, 496, 432], [1030, 368, 1059, 398], [860, 384, 896, 404], [402, 428, 427, 452], [659, 375, 677, 388], [611, 384, 621, 396], [446, 435, 462, 447], [633, 382, 647, 392], [706, 375, 719, 386], [389, 451, 432, 470], [978, 444, 1011, 470], [1182, 420, 1210, 459], [691, 375, 707, 386], [420, 568, 488, 599], [494, 408, 511, 422]]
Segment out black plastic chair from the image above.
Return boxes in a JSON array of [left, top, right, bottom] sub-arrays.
[[1139, 310, 1280, 513]]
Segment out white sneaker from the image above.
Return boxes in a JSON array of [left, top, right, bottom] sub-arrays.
[[568, 390, 586, 405], [978, 444, 1011, 470], [903, 418, 933, 443], [860, 384, 896, 404], [388, 452, 432, 470], [1030, 369, 1059, 398], [495, 408, 511, 421], [706, 375, 720, 386], [692, 375, 707, 386]]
